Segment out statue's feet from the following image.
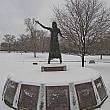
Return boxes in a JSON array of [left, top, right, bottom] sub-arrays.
[[48, 61, 50, 64], [60, 61, 62, 64]]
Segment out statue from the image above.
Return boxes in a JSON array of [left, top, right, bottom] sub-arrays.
[[35, 21, 66, 64]]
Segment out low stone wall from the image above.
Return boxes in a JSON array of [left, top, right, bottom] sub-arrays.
[[2, 76, 108, 110]]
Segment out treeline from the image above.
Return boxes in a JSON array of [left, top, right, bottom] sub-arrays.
[[1, 30, 110, 56], [1, 31, 50, 53]]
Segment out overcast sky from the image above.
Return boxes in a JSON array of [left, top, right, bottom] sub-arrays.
[[0, 0, 65, 41], [0, 0, 110, 42]]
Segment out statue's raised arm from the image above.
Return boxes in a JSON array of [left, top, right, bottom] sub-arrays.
[[35, 20, 51, 30]]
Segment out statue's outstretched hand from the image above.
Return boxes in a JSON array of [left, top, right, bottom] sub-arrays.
[[35, 20, 39, 24], [65, 37, 68, 40]]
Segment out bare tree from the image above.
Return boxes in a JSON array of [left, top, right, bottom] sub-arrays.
[[36, 30, 49, 52], [60, 37, 78, 54], [2, 34, 16, 52], [24, 18, 37, 57], [17, 34, 30, 53], [16, 31, 49, 53], [54, 0, 110, 67]]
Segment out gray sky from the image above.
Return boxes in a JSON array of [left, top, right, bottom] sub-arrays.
[[0, 0, 110, 42], [0, 0, 64, 41]]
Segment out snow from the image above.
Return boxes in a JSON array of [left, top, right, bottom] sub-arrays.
[[0, 52, 110, 109], [6, 62, 100, 86]]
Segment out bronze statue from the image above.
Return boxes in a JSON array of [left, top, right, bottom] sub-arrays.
[[35, 21, 66, 64]]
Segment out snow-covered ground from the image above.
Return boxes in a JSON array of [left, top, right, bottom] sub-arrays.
[[0, 52, 110, 110]]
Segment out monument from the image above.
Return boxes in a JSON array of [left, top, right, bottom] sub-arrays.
[[2, 21, 108, 110]]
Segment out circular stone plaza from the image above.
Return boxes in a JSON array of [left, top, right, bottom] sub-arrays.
[[2, 62, 108, 110]]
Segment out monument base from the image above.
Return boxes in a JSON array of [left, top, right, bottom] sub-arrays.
[[2, 65, 108, 110]]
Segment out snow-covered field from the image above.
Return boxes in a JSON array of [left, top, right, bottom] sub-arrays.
[[0, 52, 110, 110]]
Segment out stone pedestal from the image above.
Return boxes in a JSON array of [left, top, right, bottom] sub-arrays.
[[41, 65, 67, 72]]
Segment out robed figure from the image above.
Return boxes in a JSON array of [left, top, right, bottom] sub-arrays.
[[35, 21, 66, 64]]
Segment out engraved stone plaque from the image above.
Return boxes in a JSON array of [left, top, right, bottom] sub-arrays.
[[4, 80, 18, 108], [75, 82, 97, 110], [18, 84, 40, 110], [94, 77, 107, 101], [46, 86, 70, 110]]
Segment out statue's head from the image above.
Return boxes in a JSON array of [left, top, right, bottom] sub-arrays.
[[52, 22, 57, 28]]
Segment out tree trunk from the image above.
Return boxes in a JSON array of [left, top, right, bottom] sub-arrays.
[[8, 44, 11, 53], [82, 53, 85, 67], [100, 54, 103, 60], [82, 36, 85, 67], [34, 52, 36, 58]]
